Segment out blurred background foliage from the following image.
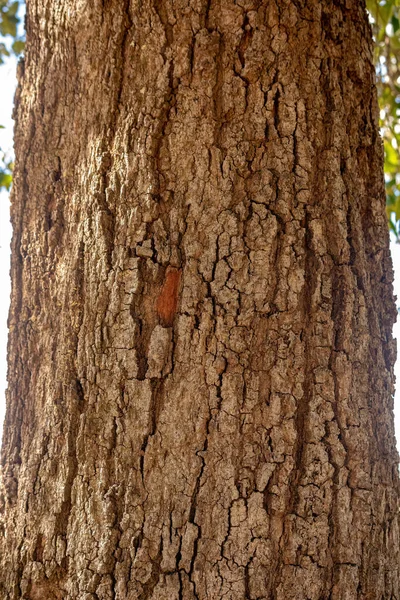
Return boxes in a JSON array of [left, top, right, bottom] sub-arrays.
[[0, 0, 23, 61], [0, 0, 23, 191], [369, 0, 400, 238], [1, 0, 400, 226]]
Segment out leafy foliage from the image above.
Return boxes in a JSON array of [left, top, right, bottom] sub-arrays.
[[0, 152, 12, 191], [0, 134, 12, 193], [367, 0, 400, 237], [0, 0, 23, 191], [0, 0, 23, 64]]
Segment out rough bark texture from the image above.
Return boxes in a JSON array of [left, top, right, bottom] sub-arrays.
[[0, 0, 399, 598]]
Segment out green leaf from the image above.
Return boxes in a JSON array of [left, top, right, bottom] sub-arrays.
[[0, 42, 10, 57], [384, 140, 399, 171], [0, 14, 17, 38], [368, 0, 395, 26], [0, 171, 12, 191], [12, 39, 24, 55], [389, 219, 398, 239], [6, 1, 18, 17]]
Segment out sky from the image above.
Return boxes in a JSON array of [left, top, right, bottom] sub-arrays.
[[0, 57, 400, 446]]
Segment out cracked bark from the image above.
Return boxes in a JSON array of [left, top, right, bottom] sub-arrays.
[[1, 0, 399, 598]]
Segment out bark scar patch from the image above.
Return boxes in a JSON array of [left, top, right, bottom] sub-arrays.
[[156, 267, 182, 327]]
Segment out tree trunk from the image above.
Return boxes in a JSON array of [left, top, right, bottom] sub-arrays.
[[0, 0, 399, 598]]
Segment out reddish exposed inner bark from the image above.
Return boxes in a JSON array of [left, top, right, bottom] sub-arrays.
[[157, 267, 182, 327]]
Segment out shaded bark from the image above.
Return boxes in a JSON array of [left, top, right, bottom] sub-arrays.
[[1, 0, 399, 598]]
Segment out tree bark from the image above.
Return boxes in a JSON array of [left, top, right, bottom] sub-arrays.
[[1, 0, 399, 598]]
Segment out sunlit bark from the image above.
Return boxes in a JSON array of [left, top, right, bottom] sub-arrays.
[[1, 0, 399, 598]]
